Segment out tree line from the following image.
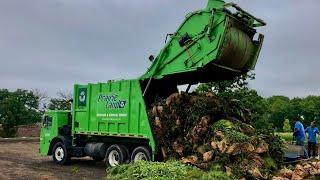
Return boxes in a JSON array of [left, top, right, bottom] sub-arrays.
[[196, 73, 320, 133], [0, 73, 319, 136], [0, 89, 71, 137]]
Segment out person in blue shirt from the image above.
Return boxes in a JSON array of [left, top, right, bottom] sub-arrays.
[[305, 121, 320, 158], [293, 118, 308, 158]]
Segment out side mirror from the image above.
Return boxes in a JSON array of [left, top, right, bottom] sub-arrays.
[[149, 55, 154, 62]]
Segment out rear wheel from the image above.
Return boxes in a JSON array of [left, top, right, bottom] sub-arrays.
[[119, 144, 130, 163], [105, 144, 128, 167], [52, 142, 70, 165], [131, 146, 151, 163]]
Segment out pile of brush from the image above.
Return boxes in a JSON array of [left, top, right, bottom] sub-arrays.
[[273, 160, 320, 180], [149, 92, 284, 179]]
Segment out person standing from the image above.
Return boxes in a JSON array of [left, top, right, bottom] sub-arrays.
[[293, 118, 308, 158], [305, 121, 320, 158]]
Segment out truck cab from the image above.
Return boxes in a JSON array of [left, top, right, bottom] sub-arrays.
[[40, 111, 71, 158]]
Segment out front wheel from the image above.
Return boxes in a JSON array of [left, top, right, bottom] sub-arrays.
[[131, 146, 151, 163], [52, 142, 70, 165]]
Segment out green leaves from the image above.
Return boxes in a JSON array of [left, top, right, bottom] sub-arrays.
[[48, 91, 72, 110], [266, 95, 320, 131], [196, 71, 320, 132], [196, 72, 255, 95], [48, 98, 71, 110], [107, 161, 231, 180], [0, 89, 41, 137], [283, 119, 291, 132]]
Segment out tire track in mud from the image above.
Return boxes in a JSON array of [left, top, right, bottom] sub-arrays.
[[0, 154, 106, 179], [0, 142, 106, 180]]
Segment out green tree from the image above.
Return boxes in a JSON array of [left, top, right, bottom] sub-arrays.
[[299, 96, 320, 125], [266, 96, 292, 132], [196, 72, 255, 96], [289, 98, 303, 127], [195, 74, 320, 133], [283, 119, 291, 132], [195, 72, 272, 132], [1, 96, 17, 137], [0, 89, 41, 137], [0, 89, 10, 125], [48, 91, 72, 110]]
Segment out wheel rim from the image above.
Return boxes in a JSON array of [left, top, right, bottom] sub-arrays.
[[55, 147, 64, 161], [108, 150, 120, 167], [134, 152, 147, 162]]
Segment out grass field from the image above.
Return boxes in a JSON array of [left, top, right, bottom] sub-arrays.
[[276, 132, 320, 142]]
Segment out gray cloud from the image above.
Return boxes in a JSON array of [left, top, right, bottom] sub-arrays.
[[0, 0, 319, 98]]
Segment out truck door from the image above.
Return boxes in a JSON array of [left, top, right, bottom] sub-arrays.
[[40, 115, 54, 155], [42, 116, 53, 143]]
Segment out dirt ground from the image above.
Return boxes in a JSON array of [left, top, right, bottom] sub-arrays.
[[0, 140, 107, 180]]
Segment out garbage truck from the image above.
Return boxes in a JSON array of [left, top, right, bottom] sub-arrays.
[[40, 0, 266, 167]]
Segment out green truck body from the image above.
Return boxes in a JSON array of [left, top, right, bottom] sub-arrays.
[[40, 0, 266, 166], [72, 81, 156, 153]]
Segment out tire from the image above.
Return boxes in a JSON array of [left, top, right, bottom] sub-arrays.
[[131, 146, 151, 163], [105, 144, 128, 167], [119, 144, 130, 163], [52, 142, 70, 165]]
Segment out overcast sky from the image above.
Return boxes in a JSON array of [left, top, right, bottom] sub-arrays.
[[0, 0, 319, 98]]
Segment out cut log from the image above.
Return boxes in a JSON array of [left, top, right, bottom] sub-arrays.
[[215, 131, 224, 141], [291, 164, 307, 180], [225, 166, 232, 177], [248, 167, 263, 179], [203, 151, 214, 162], [277, 168, 293, 179], [172, 141, 184, 156], [181, 155, 198, 165], [255, 141, 269, 154], [155, 117, 162, 129], [211, 141, 218, 150], [156, 106, 164, 114], [165, 93, 180, 106], [161, 147, 167, 160], [175, 119, 181, 126], [217, 140, 227, 153], [226, 143, 238, 155], [272, 177, 289, 180], [241, 142, 255, 153], [151, 106, 158, 117]]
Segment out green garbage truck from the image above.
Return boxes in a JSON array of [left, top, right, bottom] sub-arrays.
[[40, 0, 266, 167]]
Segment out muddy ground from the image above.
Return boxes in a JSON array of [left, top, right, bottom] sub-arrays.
[[0, 140, 106, 180]]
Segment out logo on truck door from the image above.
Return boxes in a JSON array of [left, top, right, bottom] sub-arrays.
[[78, 88, 87, 106], [98, 94, 127, 109]]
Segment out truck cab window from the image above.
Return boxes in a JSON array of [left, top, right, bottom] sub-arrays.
[[43, 116, 53, 127]]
